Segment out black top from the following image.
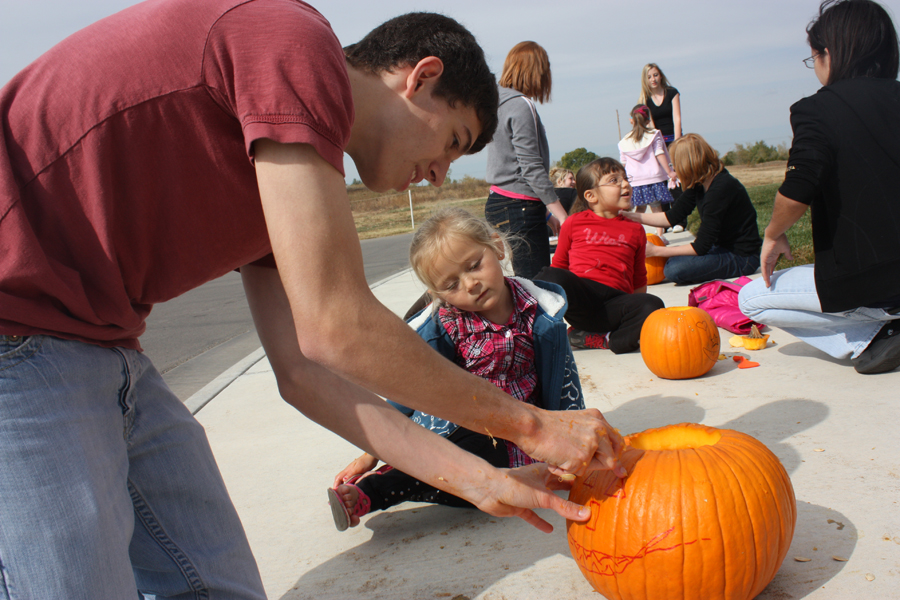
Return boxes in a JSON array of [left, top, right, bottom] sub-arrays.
[[554, 187, 577, 214], [778, 77, 900, 312], [665, 169, 761, 258], [648, 87, 679, 138]]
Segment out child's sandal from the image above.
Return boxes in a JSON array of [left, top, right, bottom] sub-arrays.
[[327, 483, 372, 532]]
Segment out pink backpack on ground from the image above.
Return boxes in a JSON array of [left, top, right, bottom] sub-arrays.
[[687, 276, 764, 335]]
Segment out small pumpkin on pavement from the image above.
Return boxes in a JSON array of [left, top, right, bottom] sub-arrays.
[[639, 307, 720, 379]]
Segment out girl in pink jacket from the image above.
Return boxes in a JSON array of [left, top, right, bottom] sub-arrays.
[[618, 105, 678, 237]]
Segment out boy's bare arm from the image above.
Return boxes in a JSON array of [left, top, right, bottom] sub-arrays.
[[251, 139, 625, 476]]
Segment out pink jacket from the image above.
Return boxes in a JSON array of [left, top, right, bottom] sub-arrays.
[[618, 129, 671, 187]]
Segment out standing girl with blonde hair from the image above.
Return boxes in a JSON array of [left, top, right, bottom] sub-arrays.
[[485, 41, 568, 279], [639, 63, 682, 144], [618, 104, 678, 238]]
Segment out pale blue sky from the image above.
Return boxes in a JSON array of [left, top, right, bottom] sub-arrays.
[[3, 0, 899, 184]]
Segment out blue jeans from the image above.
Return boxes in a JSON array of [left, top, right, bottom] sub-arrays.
[[738, 265, 899, 360], [0, 335, 265, 599], [664, 245, 760, 285], [484, 193, 550, 279]]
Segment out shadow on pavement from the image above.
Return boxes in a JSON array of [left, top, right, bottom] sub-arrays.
[[758, 503, 857, 599]]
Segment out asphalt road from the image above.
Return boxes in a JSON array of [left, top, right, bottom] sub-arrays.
[[142, 232, 415, 401]]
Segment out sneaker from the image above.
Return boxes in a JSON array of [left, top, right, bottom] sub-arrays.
[[568, 327, 609, 350], [852, 322, 900, 374], [672, 225, 685, 233]]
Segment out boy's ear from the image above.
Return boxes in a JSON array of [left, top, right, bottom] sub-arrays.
[[403, 56, 445, 99]]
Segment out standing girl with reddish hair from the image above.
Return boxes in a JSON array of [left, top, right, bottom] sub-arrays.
[[485, 41, 568, 279]]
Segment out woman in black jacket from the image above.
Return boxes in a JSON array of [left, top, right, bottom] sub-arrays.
[[739, 0, 900, 374]]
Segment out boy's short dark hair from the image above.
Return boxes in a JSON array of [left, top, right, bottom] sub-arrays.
[[807, 0, 899, 84], [345, 13, 498, 154]]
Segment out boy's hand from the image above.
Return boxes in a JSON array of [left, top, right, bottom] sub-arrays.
[[464, 463, 593, 533], [519, 409, 626, 480]]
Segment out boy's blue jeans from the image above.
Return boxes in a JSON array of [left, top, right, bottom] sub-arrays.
[[0, 335, 265, 599]]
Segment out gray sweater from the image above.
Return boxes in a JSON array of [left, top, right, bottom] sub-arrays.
[[485, 86, 557, 205]]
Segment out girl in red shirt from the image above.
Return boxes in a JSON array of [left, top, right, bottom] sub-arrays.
[[536, 158, 664, 352]]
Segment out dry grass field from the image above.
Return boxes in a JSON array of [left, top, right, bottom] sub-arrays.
[[349, 162, 787, 240]]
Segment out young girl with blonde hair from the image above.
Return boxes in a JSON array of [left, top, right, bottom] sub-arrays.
[[329, 208, 607, 530], [618, 104, 678, 238]]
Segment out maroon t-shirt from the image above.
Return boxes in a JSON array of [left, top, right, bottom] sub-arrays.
[[0, 0, 353, 349]]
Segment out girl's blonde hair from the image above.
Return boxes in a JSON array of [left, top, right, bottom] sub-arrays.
[[627, 104, 655, 142], [669, 133, 723, 189], [548, 167, 574, 186], [409, 207, 508, 293], [499, 41, 552, 103], [638, 63, 673, 105], [570, 158, 627, 214]]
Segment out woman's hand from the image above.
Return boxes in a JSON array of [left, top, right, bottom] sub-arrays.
[[645, 241, 663, 257], [332, 452, 380, 488], [621, 210, 643, 223], [761, 233, 793, 287], [547, 214, 561, 235]]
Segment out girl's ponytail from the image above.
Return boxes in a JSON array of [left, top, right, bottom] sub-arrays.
[[628, 104, 653, 142]]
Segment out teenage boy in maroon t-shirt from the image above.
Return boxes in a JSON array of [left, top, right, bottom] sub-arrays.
[[0, 1, 624, 596]]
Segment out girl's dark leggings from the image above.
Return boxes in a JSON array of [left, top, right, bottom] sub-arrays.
[[356, 427, 511, 512], [535, 266, 664, 354]]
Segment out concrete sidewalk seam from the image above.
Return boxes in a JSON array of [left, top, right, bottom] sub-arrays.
[[186, 347, 267, 415]]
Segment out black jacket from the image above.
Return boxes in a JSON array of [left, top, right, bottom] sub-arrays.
[[779, 77, 900, 313]]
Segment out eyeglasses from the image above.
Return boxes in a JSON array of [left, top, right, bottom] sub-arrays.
[[802, 54, 818, 69], [599, 174, 633, 187]]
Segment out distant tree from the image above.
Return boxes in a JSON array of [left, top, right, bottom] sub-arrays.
[[558, 148, 599, 172], [350, 178, 362, 186], [722, 141, 789, 166]]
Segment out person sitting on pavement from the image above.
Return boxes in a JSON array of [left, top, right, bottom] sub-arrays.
[[0, 4, 625, 598], [329, 208, 598, 530], [549, 166, 577, 214], [623, 133, 762, 285], [739, 0, 900, 375], [535, 158, 665, 353]]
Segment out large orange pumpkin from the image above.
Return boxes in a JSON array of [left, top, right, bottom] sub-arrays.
[[568, 423, 796, 600], [640, 307, 720, 379], [644, 234, 668, 285]]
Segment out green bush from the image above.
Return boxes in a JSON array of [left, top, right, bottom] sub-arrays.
[[687, 182, 813, 269], [723, 141, 789, 166]]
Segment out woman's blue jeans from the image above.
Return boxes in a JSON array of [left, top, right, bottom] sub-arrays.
[[484, 193, 550, 279], [739, 264, 898, 359], [663, 245, 760, 285], [0, 335, 265, 599]]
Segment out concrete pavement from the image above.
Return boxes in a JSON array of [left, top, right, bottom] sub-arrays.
[[193, 231, 900, 599]]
